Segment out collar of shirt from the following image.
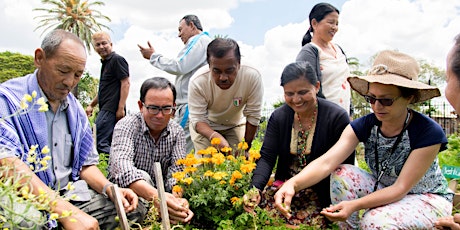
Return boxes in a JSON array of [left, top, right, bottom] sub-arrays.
[[101, 52, 115, 64]]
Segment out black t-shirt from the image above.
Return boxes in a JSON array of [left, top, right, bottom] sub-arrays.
[[98, 52, 129, 113]]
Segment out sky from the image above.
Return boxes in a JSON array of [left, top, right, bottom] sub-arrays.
[[1, 0, 460, 114]]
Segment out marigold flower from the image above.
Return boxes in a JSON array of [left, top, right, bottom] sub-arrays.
[[172, 172, 186, 181], [182, 177, 194, 185], [230, 197, 240, 205], [184, 167, 197, 173], [231, 170, 243, 180], [210, 137, 221, 146], [200, 157, 211, 164], [240, 162, 256, 174], [213, 172, 228, 180], [206, 146, 218, 155], [248, 149, 261, 161], [211, 153, 226, 165], [203, 170, 214, 177], [197, 149, 208, 155], [220, 180, 226, 185], [221, 146, 232, 153], [226, 155, 236, 161], [237, 141, 248, 150], [172, 185, 183, 193]]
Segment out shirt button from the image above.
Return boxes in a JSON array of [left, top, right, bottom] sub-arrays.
[[54, 143, 57, 146]]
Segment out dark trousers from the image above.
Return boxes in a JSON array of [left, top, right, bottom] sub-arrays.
[[95, 110, 116, 154]]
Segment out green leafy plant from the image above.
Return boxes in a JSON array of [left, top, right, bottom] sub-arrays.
[[438, 134, 460, 168], [0, 91, 76, 228]]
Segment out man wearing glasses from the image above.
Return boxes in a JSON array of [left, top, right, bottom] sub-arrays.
[[108, 77, 193, 224]]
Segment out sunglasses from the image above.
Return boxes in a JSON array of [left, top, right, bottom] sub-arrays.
[[142, 103, 175, 115], [364, 95, 401, 106]]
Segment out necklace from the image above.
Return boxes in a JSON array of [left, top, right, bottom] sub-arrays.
[[296, 102, 318, 167]]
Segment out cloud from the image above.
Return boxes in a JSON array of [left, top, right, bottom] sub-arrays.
[[1, 0, 459, 113]]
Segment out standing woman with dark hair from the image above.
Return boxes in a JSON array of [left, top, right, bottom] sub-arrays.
[[435, 34, 460, 230], [296, 3, 351, 115]]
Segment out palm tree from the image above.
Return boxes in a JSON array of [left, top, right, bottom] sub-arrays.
[[34, 0, 111, 98], [34, 0, 111, 52]]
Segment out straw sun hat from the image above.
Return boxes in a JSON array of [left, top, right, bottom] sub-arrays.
[[347, 50, 440, 103]]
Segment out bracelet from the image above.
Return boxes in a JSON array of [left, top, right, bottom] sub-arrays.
[[102, 183, 113, 199], [209, 131, 218, 140]]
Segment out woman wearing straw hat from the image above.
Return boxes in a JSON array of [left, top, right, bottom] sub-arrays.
[[274, 50, 453, 229], [435, 35, 460, 229]]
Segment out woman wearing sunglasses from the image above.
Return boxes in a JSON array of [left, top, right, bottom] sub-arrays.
[[274, 50, 453, 229]]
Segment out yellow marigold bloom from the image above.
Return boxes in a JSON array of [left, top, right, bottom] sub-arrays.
[[203, 170, 214, 177], [176, 159, 185, 165], [182, 177, 194, 185], [248, 149, 261, 161], [49, 213, 59, 220], [172, 185, 182, 193], [238, 141, 248, 150], [220, 180, 226, 185], [211, 153, 226, 165], [240, 162, 256, 174], [41, 146, 50, 154], [31, 91, 37, 98], [197, 149, 208, 155], [206, 146, 218, 155], [229, 178, 235, 185], [212, 172, 228, 180], [172, 172, 186, 181], [184, 167, 197, 173], [231, 170, 243, 180], [226, 155, 236, 161], [23, 94, 33, 102], [210, 137, 221, 146], [221, 146, 232, 153], [200, 157, 211, 164], [230, 197, 240, 205]]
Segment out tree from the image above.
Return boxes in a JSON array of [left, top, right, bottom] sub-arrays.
[[0, 51, 35, 83], [34, 0, 111, 52]]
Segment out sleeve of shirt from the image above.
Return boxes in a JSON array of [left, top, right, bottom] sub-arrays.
[[409, 113, 448, 151], [350, 114, 375, 143], [188, 74, 210, 127], [109, 117, 144, 188], [243, 68, 264, 126], [165, 124, 186, 191], [114, 55, 129, 80], [149, 36, 208, 76], [82, 145, 99, 166]]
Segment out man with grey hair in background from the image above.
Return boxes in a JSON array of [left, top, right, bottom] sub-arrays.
[[138, 14, 212, 155]]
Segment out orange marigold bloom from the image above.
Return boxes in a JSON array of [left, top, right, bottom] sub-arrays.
[[213, 172, 228, 180], [184, 167, 198, 173], [200, 157, 212, 164], [211, 153, 226, 165], [240, 162, 256, 174], [231, 170, 243, 180], [182, 177, 194, 185], [230, 196, 240, 205], [172, 185, 182, 193], [197, 149, 208, 155], [226, 155, 236, 162], [248, 149, 261, 161], [220, 146, 232, 153], [203, 170, 214, 177], [210, 137, 221, 146], [237, 141, 249, 150], [206, 146, 218, 155], [172, 172, 186, 180]]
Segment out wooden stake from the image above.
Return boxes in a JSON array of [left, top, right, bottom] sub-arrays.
[[154, 162, 171, 230], [110, 184, 129, 230]]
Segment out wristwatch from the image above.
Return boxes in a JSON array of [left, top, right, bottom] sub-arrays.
[[102, 183, 113, 199]]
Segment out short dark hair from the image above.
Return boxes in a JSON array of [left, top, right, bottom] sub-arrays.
[[451, 34, 460, 84], [182, 15, 203, 31], [140, 77, 176, 103], [206, 38, 241, 64], [398, 86, 420, 104], [280, 62, 318, 86], [302, 3, 339, 46], [41, 29, 85, 58]]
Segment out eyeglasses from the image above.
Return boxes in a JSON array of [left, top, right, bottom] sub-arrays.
[[364, 95, 401, 106], [142, 103, 175, 115]]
